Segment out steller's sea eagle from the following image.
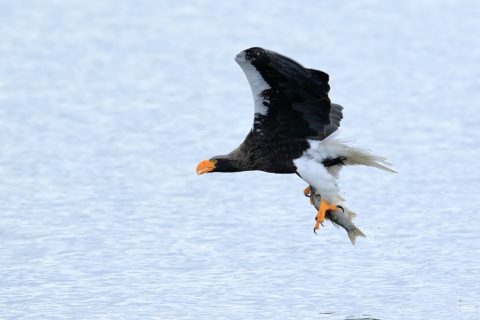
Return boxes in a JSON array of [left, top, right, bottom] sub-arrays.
[[196, 47, 394, 233]]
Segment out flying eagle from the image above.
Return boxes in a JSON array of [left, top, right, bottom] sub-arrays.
[[196, 47, 394, 232]]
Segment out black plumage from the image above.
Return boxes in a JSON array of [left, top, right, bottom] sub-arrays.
[[208, 47, 342, 174], [197, 47, 394, 237]]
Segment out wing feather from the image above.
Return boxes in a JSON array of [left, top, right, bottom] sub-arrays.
[[236, 47, 342, 140]]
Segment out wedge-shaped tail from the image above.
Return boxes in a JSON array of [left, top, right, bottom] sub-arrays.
[[307, 135, 396, 173], [343, 145, 396, 173]]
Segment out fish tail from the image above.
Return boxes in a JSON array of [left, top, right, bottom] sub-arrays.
[[348, 227, 366, 246]]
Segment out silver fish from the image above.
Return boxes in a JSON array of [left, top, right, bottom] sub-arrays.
[[309, 186, 366, 245]]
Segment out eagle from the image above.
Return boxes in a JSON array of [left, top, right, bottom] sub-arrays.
[[196, 47, 394, 232]]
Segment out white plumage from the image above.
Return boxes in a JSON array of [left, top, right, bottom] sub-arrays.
[[235, 51, 270, 115], [197, 47, 395, 235], [294, 132, 395, 205]]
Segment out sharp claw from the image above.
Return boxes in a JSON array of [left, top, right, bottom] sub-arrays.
[[337, 205, 344, 213], [313, 228, 318, 234]]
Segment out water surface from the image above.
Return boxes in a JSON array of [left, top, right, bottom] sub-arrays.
[[0, 1, 479, 319]]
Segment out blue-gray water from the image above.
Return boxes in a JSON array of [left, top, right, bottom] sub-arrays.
[[0, 1, 479, 319]]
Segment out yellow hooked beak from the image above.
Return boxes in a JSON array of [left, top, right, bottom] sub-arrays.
[[196, 159, 216, 175]]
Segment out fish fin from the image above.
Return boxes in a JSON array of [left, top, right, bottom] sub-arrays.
[[329, 219, 341, 228], [348, 227, 366, 246], [342, 207, 357, 220]]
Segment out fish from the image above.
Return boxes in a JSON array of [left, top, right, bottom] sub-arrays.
[[309, 186, 366, 245]]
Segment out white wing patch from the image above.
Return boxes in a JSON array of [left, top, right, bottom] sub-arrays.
[[235, 51, 270, 115]]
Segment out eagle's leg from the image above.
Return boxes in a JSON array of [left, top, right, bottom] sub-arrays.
[[314, 199, 337, 233], [303, 185, 311, 197], [303, 185, 314, 205]]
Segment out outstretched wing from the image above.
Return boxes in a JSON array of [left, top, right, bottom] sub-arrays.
[[235, 47, 342, 140]]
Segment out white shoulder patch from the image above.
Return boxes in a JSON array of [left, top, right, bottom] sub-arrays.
[[235, 51, 270, 115]]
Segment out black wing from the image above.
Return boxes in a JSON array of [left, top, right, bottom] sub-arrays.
[[235, 47, 342, 140]]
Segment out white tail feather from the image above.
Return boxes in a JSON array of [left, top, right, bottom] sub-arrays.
[[307, 136, 396, 173], [344, 146, 396, 173]]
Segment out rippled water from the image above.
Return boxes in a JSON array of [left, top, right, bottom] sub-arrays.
[[0, 1, 479, 319]]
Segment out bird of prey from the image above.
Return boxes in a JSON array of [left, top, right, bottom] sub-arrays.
[[196, 47, 394, 233]]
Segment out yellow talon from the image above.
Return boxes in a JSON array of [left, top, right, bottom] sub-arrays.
[[314, 199, 337, 233]]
